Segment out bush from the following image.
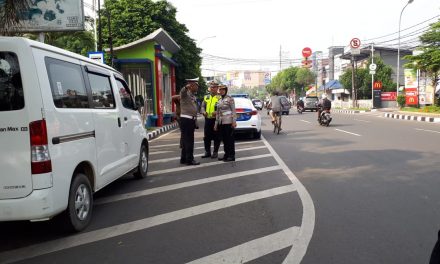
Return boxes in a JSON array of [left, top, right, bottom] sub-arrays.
[[397, 94, 406, 108]]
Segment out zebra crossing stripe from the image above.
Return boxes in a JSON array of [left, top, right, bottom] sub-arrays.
[[149, 146, 267, 164], [148, 154, 273, 176], [95, 165, 282, 205], [187, 226, 299, 264], [0, 185, 297, 264]]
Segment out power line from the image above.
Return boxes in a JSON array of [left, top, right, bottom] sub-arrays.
[[362, 14, 439, 42]]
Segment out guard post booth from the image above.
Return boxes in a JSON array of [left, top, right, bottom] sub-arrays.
[[110, 28, 180, 128]]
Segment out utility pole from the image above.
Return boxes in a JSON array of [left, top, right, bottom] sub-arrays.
[[93, 0, 98, 51], [279, 45, 282, 72], [351, 55, 355, 108], [107, 9, 113, 67], [97, 0, 102, 51], [371, 43, 374, 108]]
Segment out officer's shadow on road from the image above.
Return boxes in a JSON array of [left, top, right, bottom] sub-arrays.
[[430, 230, 440, 264]]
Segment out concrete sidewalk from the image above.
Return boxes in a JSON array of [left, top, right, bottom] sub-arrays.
[[146, 122, 179, 140], [334, 108, 440, 123]]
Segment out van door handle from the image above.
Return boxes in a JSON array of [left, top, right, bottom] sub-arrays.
[[117, 117, 121, 127]]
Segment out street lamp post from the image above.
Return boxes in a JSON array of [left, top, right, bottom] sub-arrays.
[[198, 36, 217, 80], [396, 0, 414, 97], [198, 35, 216, 46]]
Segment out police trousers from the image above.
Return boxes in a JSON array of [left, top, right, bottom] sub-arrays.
[[220, 124, 235, 159], [204, 118, 220, 154], [180, 117, 196, 162]]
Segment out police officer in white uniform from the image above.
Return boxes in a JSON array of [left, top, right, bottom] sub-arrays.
[[179, 78, 200, 165]]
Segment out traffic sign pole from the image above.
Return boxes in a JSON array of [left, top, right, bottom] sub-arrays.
[[371, 43, 374, 108]]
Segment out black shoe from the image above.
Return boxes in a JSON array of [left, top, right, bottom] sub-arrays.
[[218, 156, 226, 161], [180, 160, 187, 164], [186, 160, 200, 166], [211, 152, 218, 159], [223, 157, 235, 162], [201, 152, 211, 158]]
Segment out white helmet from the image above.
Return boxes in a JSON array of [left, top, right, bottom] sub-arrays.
[[322, 94, 327, 99]]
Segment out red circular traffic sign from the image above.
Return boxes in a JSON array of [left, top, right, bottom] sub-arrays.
[[350, 38, 361, 49], [302, 47, 312, 58]]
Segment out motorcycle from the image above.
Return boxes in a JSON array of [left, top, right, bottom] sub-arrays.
[[318, 109, 332, 126], [297, 106, 303, 114]]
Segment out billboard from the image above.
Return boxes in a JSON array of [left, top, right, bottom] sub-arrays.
[[264, 72, 271, 85], [9, 0, 84, 32], [404, 69, 418, 89]]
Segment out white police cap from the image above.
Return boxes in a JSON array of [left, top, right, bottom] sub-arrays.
[[185, 77, 199, 82]]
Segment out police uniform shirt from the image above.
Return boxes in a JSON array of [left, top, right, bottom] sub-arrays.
[[180, 86, 197, 117], [216, 95, 236, 125]]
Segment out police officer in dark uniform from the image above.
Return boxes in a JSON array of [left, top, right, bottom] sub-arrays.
[[201, 81, 221, 159], [179, 78, 200, 166]]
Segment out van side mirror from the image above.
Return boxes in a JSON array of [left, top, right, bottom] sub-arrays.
[[134, 95, 144, 112]]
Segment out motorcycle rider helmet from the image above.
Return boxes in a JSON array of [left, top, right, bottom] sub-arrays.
[[321, 94, 327, 99]]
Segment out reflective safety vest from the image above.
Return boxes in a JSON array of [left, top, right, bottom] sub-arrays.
[[203, 94, 220, 118]]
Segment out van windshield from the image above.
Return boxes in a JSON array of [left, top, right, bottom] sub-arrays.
[[0, 52, 24, 111]]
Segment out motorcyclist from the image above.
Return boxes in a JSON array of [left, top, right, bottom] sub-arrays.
[[297, 98, 304, 111], [317, 94, 331, 121]]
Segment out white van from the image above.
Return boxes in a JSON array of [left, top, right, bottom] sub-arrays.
[[0, 37, 149, 231]]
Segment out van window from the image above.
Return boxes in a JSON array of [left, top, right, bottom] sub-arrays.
[[46, 58, 89, 108], [88, 73, 115, 109], [0, 52, 24, 111], [115, 78, 135, 110]]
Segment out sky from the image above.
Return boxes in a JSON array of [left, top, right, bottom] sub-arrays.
[[167, 0, 440, 74]]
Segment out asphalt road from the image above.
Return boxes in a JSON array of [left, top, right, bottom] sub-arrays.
[[267, 110, 440, 263], [1, 110, 439, 263], [0, 117, 312, 264]]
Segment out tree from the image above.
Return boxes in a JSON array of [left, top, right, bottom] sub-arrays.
[[339, 56, 396, 99], [404, 20, 440, 106], [0, 0, 29, 35], [99, 0, 204, 94], [266, 66, 314, 96], [296, 68, 316, 95]]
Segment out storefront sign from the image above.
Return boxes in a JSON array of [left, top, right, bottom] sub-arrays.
[[405, 88, 418, 105], [381, 92, 397, 101]]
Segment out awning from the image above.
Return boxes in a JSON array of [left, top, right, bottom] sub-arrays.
[[331, 88, 350, 94], [325, 80, 343, 89]]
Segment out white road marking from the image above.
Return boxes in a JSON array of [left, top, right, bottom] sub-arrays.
[[95, 166, 282, 205], [261, 135, 315, 264], [300, 120, 311, 124], [194, 140, 262, 150], [150, 150, 173, 155], [335, 128, 361, 137], [187, 226, 299, 264], [150, 146, 267, 164], [149, 128, 178, 142], [148, 154, 273, 176], [150, 140, 260, 149], [415, 128, 440, 134], [150, 141, 204, 148], [354, 118, 371, 123], [0, 185, 297, 264]]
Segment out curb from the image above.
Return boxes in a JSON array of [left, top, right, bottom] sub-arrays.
[[333, 109, 371, 114], [147, 122, 179, 140], [383, 113, 440, 123]]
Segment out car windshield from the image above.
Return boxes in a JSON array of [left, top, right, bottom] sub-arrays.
[[234, 97, 254, 108]]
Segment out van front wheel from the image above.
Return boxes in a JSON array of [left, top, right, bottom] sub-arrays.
[[65, 173, 93, 232], [134, 144, 148, 179]]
